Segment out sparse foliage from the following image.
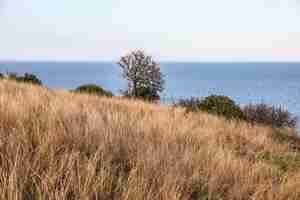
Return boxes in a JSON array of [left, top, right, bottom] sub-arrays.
[[17, 73, 43, 85], [174, 97, 202, 112], [1, 72, 42, 85], [118, 50, 165, 100], [7, 72, 18, 80], [243, 103, 298, 129]]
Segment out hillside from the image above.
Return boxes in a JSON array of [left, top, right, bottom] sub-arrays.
[[0, 80, 300, 200]]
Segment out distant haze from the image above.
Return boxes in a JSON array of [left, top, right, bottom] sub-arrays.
[[0, 0, 299, 61]]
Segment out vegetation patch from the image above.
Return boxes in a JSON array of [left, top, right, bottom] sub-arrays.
[[175, 95, 246, 120], [118, 50, 165, 101], [243, 103, 297, 129], [0, 76, 300, 199], [257, 151, 300, 172], [175, 96, 298, 130], [73, 84, 113, 97], [271, 129, 300, 151], [174, 97, 202, 113], [1, 72, 42, 85], [188, 177, 210, 200]]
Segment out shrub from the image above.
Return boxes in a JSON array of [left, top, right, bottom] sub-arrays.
[[2, 72, 42, 85], [74, 84, 113, 97], [132, 86, 160, 101], [243, 103, 297, 129], [173, 97, 202, 112], [174, 95, 245, 120], [17, 73, 43, 85], [198, 95, 245, 120], [7, 72, 18, 80]]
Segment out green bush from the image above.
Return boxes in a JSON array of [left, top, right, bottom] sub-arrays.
[[74, 84, 113, 97], [135, 87, 160, 101], [17, 73, 43, 85], [243, 103, 297, 129], [198, 95, 245, 120], [123, 86, 160, 101], [174, 95, 245, 120], [3, 72, 42, 85]]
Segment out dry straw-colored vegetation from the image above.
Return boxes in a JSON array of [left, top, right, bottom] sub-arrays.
[[0, 80, 300, 200]]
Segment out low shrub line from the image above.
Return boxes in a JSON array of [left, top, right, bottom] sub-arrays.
[[1, 71, 297, 130], [174, 95, 297, 129], [0, 72, 42, 85]]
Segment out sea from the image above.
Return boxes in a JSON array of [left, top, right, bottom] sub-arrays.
[[1, 62, 300, 126]]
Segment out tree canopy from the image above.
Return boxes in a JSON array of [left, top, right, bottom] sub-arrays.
[[118, 50, 164, 100]]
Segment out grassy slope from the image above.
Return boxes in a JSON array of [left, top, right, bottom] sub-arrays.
[[0, 80, 300, 200]]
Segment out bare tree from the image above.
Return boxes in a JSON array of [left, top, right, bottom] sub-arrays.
[[118, 50, 165, 99]]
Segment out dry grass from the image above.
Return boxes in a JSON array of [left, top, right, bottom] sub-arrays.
[[0, 80, 300, 200]]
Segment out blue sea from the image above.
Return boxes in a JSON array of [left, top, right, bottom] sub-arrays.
[[1, 62, 300, 123]]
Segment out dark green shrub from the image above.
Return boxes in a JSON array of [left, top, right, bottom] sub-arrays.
[[3, 72, 42, 85], [0, 73, 3, 79], [243, 103, 297, 129], [17, 73, 43, 85], [134, 87, 160, 101], [123, 86, 160, 101], [174, 95, 245, 120], [198, 95, 245, 120], [74, 84, 113, 97]]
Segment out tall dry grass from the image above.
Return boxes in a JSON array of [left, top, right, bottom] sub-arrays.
[[0, 80, 300, 200]]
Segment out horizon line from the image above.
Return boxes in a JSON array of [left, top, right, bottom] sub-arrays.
[[1, 60, 300, 64]]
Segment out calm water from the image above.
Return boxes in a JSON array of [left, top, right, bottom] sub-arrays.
[[1, 62, 300, 123]]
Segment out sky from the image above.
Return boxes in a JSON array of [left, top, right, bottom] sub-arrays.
[[0, 0, 300, 62]]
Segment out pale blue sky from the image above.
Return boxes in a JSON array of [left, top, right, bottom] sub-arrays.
[[0, 0, 299, 61]]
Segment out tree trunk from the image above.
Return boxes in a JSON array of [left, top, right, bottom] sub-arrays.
[[133, 81, 137, 97]]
